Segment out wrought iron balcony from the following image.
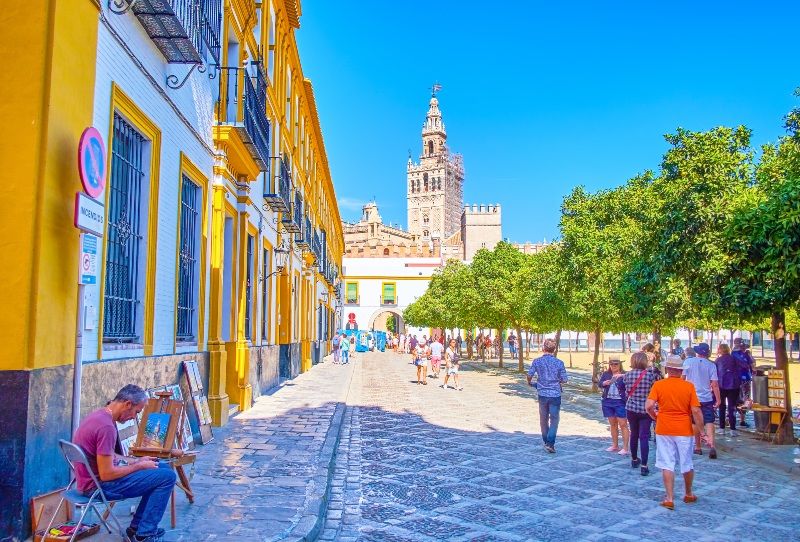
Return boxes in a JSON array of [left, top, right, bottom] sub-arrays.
[[296, 214, 312, 251], [312, 228, 323, 264], [264, 155, 291, 212], [112, 0, 222, 65], [216, 65, 270, 170], [282, 191, 302, 234]]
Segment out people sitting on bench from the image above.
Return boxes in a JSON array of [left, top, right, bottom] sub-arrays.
[[73, 384, 176, 542]]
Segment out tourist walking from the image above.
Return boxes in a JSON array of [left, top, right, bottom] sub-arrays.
[[340, 335, 350, 364], [526, 338, 568, 453], [646, 355, 705, 510], [670, 339, 685, 359], [599, 356, 629, 455], [715, 343, 742, 436], [332, 332, 342, 364], [682, 342, 720, 458], [623, 352, 661, 476], [440, 338, 462, 390], [732, 338, 755, 427], [409, 335, 418, 357], [508, 332, 517, 357], [349, 335, 357, 360], [430, 336, 444, 378], [414, 339, 429, 385]]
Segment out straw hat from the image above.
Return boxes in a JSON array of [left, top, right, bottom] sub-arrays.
[[664, 354, 684, 370]]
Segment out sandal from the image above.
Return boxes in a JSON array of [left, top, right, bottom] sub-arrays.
[[606, 446, 620, 452], [683, 495, 698, 504], [659, 500, 674, 510]]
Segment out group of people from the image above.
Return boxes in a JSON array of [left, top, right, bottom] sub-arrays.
[[332, 331, 357, 364], [409, 335, 464, 390], [528, 337, 755, 510]]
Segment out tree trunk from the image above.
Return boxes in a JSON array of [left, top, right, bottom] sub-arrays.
[[708, 329, 714, 352], [653, 327, 662, 366], [567, 330, 572, 368], [554, 329, 562, 359], [497, 328, 503, 368], [592, 327, 601, 392], [517, 327, 524, 372], [526, 329, 531, 358], [771, 311, 794, 444], [730, 329, 735, 345], [761, 330, 765, 358]]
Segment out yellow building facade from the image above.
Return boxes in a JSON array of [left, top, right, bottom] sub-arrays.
[[0, 1, 341, 538]]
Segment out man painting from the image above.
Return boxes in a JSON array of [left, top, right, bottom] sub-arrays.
[[73, 385, 176, 542]]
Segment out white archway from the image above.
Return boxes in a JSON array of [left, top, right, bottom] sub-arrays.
[[368, 309, 405, 334]]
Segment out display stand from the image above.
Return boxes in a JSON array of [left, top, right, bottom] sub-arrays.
[[130, 391, 196, 527], [183, 360, 213, 444], [741, 369, 788, 442]]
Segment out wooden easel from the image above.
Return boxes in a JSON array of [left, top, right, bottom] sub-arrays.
[[130, 391, 196, 527]]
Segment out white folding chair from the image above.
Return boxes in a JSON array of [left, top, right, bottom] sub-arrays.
[[41, 439, 128, 542]]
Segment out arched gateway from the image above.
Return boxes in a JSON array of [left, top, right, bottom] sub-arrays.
[[368, 309, 405, 334]]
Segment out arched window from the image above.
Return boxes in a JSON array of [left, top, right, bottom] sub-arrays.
[[437, 178, 442, 190], [427, 141, 433, 155], [383, 248, 389, 256], [423, 230, 429, 237], [410, 180, 414, 193], [423, 173, 428, 191], [415, 180, 420, 192], [423, 214, 429, 224]]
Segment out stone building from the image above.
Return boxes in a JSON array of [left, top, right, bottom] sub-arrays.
[[461, 204, 502, 261], [1, 1, 343, 538], [406, 95, 465, 239]]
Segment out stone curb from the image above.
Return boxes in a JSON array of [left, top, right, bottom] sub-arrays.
[[714, 432, 800, 477], [282, 361, 351, 542]]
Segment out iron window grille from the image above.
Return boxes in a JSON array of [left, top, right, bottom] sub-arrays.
[[176, 175, 200, 342], [245, 234, 254, 340], [104, 113, 146, 342]]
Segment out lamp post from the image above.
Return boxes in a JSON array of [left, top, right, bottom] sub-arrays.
[[262, 241, 290, 282]]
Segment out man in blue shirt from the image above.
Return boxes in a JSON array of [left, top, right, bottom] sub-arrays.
[[527, 338, 569, 453]]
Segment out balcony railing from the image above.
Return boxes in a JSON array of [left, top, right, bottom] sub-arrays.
[[265, 155, 291, 212], [216, 66, 270, 170], [312, 228, 322, 264], [296, 215, 312, 251], [282, 191, 302, 234], [126, 0, 221, 65]]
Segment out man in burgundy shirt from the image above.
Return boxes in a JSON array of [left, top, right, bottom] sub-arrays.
[[73, 385, 175, 542]]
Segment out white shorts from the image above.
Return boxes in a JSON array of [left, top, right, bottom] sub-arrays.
[[448, 365, 459, 375], [655, 435, 695, 474]]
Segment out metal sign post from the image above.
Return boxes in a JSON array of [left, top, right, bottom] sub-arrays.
[[72, 128, 107, 436]]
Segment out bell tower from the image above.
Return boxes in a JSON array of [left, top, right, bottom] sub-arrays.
[[406, 89, 464, 239]]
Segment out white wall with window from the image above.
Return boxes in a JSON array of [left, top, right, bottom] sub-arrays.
[[84, 5, 217, 361]]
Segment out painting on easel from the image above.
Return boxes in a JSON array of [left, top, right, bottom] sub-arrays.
[[141, 412, 172, 449]]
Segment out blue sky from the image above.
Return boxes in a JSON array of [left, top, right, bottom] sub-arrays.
[[297, 1, 800, 242]]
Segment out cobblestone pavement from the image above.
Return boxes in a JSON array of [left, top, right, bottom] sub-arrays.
[[319, 352, 800, 542], [162, 357, 355, 542]]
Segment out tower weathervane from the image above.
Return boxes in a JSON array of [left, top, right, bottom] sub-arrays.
[[431, 82, 442, 97]]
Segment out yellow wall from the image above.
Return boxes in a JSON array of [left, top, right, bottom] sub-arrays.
[[0, 0, 101, 371]]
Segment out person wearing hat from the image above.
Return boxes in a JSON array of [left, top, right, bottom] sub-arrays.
[[599, 355, 630, 455], [682, 342, 720, 458], [646, 355, 705, 510]]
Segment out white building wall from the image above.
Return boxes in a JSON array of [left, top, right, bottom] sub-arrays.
[[341, 257, 439, 335], [83, 12, 217, 361]]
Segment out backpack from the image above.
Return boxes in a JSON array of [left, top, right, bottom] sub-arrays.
[[333, 335, 341, 348]]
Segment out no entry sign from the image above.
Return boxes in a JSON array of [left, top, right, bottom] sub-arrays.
[[78, 127, 106, 198]]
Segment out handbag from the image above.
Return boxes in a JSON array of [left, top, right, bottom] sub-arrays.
[[627, 370, 648, 398]]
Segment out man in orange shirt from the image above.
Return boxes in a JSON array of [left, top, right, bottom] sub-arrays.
[[645, 355, 705, 510]]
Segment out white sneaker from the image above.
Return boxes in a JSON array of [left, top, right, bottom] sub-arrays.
[[439, 384, 446, 389]]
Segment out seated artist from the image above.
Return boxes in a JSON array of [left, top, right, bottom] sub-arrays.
[[73, 384, 177, 542]]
